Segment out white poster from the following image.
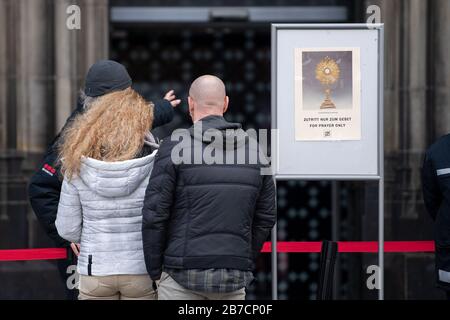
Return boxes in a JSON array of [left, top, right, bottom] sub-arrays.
[[294, 48, 361, 141]]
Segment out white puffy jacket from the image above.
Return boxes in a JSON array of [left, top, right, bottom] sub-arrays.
[[55, 149, 157, 276]]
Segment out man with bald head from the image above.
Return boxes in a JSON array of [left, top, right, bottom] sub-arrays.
[[142, 75, 276, 300], [187, 75, 229, 122]]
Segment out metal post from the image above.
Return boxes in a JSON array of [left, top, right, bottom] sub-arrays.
[[378, 25, 385, 301], [331, 181, 340, 299], [271, 23, 278, 300], [271, 223, 278, 300], [271, 181, 278, 300], [378, 179, 384, 300], [317, 240, 338, 300]]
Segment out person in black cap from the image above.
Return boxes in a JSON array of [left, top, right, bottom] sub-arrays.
[[28, 60, 180, 299]]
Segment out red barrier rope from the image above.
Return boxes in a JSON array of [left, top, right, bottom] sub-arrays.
[[0, 248, 67, 261], [0, 241, 435, 262], [261, 241, 436, 253]]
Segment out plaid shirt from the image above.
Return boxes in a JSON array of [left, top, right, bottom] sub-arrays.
[[165, 268, 254, 293]]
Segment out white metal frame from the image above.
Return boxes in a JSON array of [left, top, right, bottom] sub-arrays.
[[271, 23, 385, 300]]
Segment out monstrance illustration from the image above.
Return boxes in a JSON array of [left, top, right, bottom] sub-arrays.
[[315, 56, 341, 109]]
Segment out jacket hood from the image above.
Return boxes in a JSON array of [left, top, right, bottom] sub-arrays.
[[78, 150, 157, 198], [189, 115, 247, 150]]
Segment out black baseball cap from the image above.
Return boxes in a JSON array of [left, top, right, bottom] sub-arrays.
[[84, 60, 132, 97]]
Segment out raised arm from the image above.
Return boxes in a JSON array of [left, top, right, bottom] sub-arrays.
[[152, 90, 181, 128]]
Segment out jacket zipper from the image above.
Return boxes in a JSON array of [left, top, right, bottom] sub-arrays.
[[88, 254, 92, 276]]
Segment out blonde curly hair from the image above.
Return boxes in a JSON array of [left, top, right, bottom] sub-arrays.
[[58, 87, 154, 180]]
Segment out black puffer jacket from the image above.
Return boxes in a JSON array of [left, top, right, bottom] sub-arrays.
[[28, 99, 174, 247], [422, 134, 450, 291], [142, 115, 276, 280]]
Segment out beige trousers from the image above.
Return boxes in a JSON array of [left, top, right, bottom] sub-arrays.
[[78, 274, 156, 300], [157, 272, 246, 300]]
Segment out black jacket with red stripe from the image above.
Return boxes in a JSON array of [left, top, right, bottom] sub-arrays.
[[28, 99, 174, 247]]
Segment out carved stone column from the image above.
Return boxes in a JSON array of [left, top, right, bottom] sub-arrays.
[[15, 0, 53, 153], [0, 0, 7, 151], [82, 0, 109, 68], [432, 0, 450, 138], [54, 0, 109, 132]]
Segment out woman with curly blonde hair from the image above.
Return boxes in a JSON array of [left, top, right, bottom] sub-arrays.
[[55, 61, 162, 300], [58, 87, 154, 180]]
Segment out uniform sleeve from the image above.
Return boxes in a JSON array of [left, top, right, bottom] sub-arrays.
[[142, 139, 177, 280], [421, 152, 442, 221], [28, 105, 82, 247], [252, 173, 277, 260], [152, 99, 174, 128], [28, 137, 68, 247], [55, 179, 83, 244]]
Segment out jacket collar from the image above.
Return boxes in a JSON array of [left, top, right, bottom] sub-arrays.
[[189, 115, 241, 135]]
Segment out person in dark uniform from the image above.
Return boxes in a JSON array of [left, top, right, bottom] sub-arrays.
[[28, 60, 180, 299], [422, 134, 450, 300]]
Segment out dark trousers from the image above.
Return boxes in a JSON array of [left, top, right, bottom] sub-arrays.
[[446, 291, 450, 300], [56, 249, 78, 300]]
